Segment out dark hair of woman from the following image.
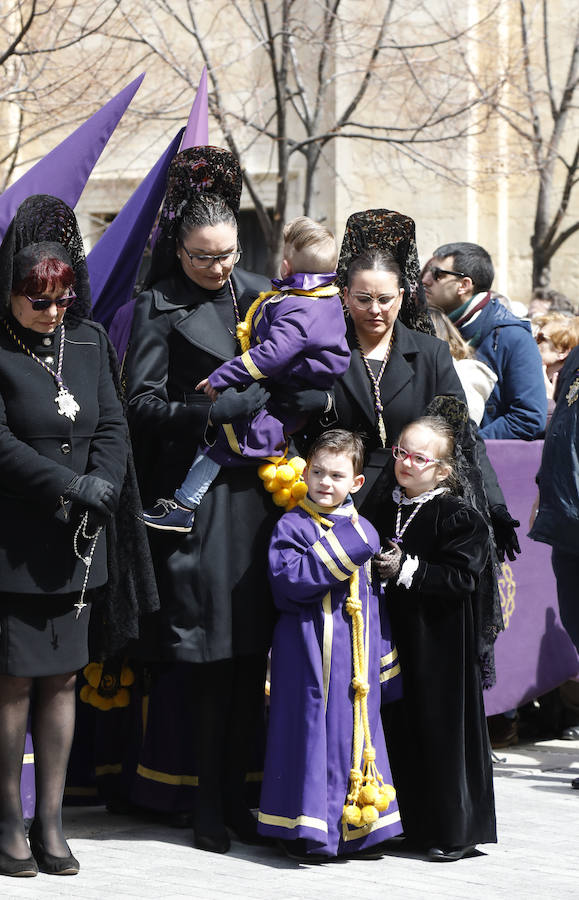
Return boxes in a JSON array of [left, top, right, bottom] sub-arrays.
[[177, 193, 237, 244], [13, 258, 75, 297], [346, 249, 403, 291]]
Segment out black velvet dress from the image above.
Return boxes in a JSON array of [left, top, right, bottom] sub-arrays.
[[376, 491, 497, 850]]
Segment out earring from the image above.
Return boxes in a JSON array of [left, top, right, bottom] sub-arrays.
[[342, 305, 350, 319]]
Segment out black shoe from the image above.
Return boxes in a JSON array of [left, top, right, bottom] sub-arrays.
[[29, 825, 79, 875], [280, 839, 329, 863], [571, 777, 579, 790], [0, 850, 38, 877], [561, 725, 579, 740], [192, 825, 230, 854], [225, 807, 268, 845], [428, 845, 476, 862]]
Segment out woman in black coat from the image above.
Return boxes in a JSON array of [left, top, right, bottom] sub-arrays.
[[124, 147, 276, 854], [294, 212, 502, 860], [0, 196, 128, 877]]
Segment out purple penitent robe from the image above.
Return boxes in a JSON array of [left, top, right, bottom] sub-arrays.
[[258, 497, 403, 857], [206, 273, 350, 466]]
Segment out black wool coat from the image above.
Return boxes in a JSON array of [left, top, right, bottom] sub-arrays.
[[377, 493, 496, 849], [0, 318, 128, 594], [124, 267, 278, 664]]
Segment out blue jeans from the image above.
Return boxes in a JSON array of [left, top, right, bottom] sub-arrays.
[[174, 451, 221, 509], [552, 547, 579, 653]]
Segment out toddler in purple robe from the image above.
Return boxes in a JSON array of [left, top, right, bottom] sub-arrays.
[[258, 430, 402, 859], [143, 217, 350, 532]]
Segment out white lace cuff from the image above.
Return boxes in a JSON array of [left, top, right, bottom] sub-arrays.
[[396, 555, 419, 590]]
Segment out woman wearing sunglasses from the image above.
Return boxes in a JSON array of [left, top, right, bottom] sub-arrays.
[[0, 195, 153, 877]]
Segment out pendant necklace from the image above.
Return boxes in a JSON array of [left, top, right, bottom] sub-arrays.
[[357, 331, 394, 448], [4, 321, 80, 421]]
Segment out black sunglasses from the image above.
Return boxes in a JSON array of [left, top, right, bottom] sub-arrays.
[[428, 266, 467, 281], [24, 290, 77, 311]]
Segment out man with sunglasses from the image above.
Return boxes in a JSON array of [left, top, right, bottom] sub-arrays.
[[423, 242, 547, 441]]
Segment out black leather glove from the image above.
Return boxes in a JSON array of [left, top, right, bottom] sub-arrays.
[[490, 504, 521, 562], [372, 544, 402, 581], [209, 384, 270, 425], [272, 386, 330, 417], [64, 474, 116, 517]]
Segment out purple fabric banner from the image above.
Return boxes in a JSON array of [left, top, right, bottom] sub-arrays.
[[0, 74, 144, 241], [483, 440, 579, 715], [181, 66, 209, 149], [90, 129, 184, 328]]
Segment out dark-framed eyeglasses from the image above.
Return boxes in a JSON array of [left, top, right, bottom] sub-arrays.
[[348, 291, 401, 310], [23, 289, 77, 311], [180, 244, 242, 269], [428, 266, 467, 282], [391, 445, 443, 469]]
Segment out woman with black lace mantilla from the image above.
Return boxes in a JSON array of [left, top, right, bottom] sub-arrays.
[[124, 147, 277, 854], [0, 195, 149, 878], [292, 210, 510, 861]]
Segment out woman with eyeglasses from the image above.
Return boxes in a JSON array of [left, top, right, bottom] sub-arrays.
[[123, 148, 276, 854], [293, 210, 500, 861], [0, 195, 140, 877], [295, 210, 464, 510]]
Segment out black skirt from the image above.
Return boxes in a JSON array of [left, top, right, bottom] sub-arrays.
[[0, 592, 92, 677]]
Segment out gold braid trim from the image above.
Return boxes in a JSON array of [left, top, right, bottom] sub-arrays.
[[299, 500, 396, 826], [236, 285, 338, 352]]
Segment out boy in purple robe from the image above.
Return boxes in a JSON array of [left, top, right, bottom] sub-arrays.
[[142, 217, 350, 532], [258, 430, 402, 860]]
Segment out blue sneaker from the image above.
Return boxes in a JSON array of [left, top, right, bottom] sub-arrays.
[[142, 498, 195, 533]]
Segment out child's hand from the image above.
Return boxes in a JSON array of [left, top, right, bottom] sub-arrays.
[[195, 378, 218, 402], [372, 541, 402, 581]]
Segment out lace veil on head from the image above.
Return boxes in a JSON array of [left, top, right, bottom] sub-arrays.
[[337, 208, 433, 335], [0, 194, 92, 324]]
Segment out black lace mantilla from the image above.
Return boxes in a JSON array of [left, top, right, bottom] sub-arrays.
[[147, 146, 243, 288], [337, 208, 434, 335], [0, 195, 92, 324]]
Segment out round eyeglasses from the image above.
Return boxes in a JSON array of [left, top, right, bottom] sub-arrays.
[[24, 289, 77, 311], [180, 244, 242, 269], [391, 445, 443, 469]]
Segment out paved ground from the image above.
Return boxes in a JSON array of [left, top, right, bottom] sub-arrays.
[[3, 737, 578, 900]]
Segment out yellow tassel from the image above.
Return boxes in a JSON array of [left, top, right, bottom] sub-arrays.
[[289, 457, 306, 476], [359, 783, 378, 806], [342, 805, 362, 825], [276, 464, 295, 484], [258, 463, 278, 481], [361, 805, 379, 824], [291, 481, 308, 500], [273, 488, 292, 506]]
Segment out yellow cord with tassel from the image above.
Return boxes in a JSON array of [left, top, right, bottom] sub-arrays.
[[300, 501, 396, 826]]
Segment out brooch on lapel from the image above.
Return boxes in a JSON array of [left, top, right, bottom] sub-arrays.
[[566, 374, 579, 406]]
